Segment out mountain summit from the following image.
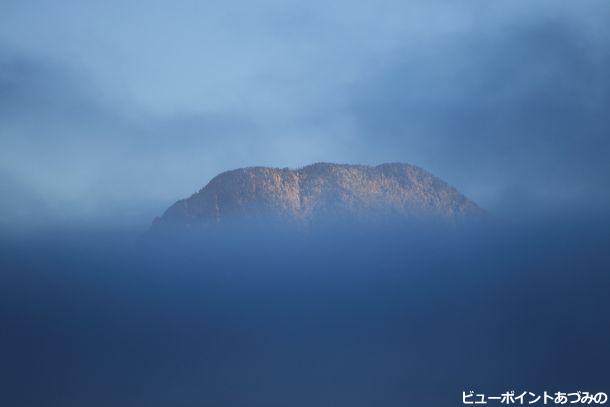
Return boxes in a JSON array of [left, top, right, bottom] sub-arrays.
[[152, 163, 484, 229]]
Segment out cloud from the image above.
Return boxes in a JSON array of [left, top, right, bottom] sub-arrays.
[[0, 52, 267, 230], [1, 1, 610, 230], [345, 15, 610, 215]]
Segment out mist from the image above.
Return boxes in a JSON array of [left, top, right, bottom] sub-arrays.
[[1, 220, 609, 406], [2, 0, 610, 231], [1, 1, 610, 405]]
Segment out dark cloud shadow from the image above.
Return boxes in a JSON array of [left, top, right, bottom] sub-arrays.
[[347, 19, 610, 216]]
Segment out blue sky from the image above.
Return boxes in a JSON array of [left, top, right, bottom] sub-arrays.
[[1, 0, 609, 230]]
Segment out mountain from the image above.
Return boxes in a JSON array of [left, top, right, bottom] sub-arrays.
[[152, 162, 484, 230]]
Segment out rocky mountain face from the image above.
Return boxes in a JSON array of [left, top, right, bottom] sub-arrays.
[[152, 163, 484, 229]]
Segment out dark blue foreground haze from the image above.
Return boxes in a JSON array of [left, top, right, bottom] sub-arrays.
[[1, 220, 609, 406]]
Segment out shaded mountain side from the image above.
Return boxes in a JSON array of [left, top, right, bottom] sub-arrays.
[[152, 163, 484, 229]]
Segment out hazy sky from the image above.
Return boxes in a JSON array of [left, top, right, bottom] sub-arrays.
[[1, 0, 609, 230]]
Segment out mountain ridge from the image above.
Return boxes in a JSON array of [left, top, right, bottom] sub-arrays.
[[152, 162, 484, 229]]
